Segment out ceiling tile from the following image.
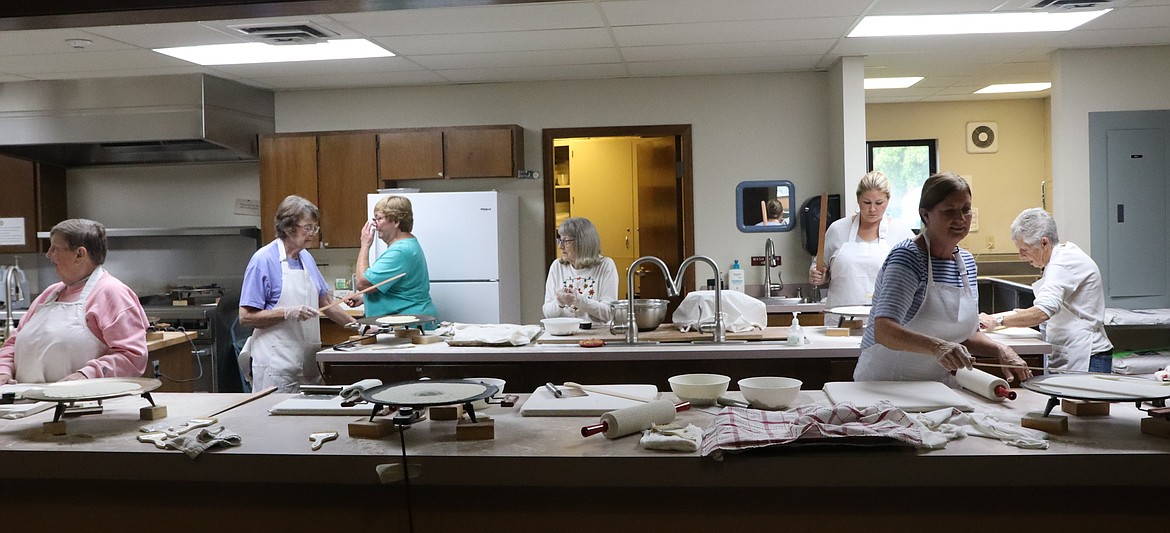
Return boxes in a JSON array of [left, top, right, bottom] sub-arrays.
[[254, 70, 450, 90], [329, 2, 605, 36], [412, 48, 620, 70], [599, 0, 871, 24], [375, 28, 613, 55], [208, 56, 421, 78], [437, 63, 628, 83], [613, 18, 855, 46], [627, 55, 821, 76], [0, 28, 138, 56], [0, 49, 187, 74], [621, 39, 837, 62], [84, 22, 240, 48]]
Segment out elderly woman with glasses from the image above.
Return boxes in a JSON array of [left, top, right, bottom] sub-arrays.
[[0, 218, 148, 384], [542, 217, 618, 325], [977, 208, 1112, 372], [347, 195, 438, 322], [239, 195, 356, 392]]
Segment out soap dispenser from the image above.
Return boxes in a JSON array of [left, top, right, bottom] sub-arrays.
[[786, 312, 804, 346], [728, 260, 745, 292]]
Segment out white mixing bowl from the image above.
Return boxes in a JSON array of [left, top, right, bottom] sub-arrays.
[[541, 317, 580, 336], [668, 374, 730, 406], [737, 376, 802, 410]]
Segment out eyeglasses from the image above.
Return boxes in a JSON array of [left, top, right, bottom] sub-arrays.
[[373, 215, 387, 224], [556, 236, 575, 245], [298, 224, 320, 235]]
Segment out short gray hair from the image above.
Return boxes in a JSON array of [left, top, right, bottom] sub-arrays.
[[274, 195, 320, 239], [1010, 207, 1060, 247], [50, 219, 108, 265], [558, 217, 604, 268]]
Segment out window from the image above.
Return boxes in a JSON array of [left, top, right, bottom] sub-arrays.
[[867, 139, 938, 231]]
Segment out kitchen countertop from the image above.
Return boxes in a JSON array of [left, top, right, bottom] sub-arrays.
[[0, 386, 1166, 529]]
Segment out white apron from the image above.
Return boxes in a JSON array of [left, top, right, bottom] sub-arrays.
[[1033, 277, 1098, 372], [248, 240, 323, 392], [14, 267, 108, 383], [854, 242, 978, 386]]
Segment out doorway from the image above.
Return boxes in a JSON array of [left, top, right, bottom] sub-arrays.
[[541, 125, 695, 307]]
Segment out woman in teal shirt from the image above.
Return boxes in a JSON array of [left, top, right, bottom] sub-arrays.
[[351, 195, 439, 322]]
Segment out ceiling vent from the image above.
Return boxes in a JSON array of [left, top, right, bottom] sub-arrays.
[[226, 21, 339, 45], [1007, 0, 1132, 11]]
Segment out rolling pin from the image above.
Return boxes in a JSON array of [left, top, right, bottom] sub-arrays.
[[955, 367, 1017, 401], [318, 272, 405, 313], [581, 400, 691, 439]]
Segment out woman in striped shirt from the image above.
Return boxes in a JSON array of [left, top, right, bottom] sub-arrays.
[[854, 173, 1031, 386]]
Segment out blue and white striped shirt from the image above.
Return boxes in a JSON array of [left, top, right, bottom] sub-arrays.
[[860, 239, 978, 350]]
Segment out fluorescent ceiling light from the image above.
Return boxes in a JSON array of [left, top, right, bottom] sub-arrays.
[[975, 82, 1052, 94], [865, 77, 923, 89], [154, 39, 393, 65], [848, 10, 1110, 37]]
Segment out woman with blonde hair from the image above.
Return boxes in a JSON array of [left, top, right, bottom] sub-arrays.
[[351, 195, 438, 321], [809, 171, 915, 323]]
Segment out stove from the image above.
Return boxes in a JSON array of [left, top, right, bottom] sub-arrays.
[[140, 284, 243, 393]]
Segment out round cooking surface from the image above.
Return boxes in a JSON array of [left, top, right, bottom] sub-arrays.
[[1023, 373, 1170, 402], [360, 379, 498, 407], [21, 377, 162, 402], [357, 314, 437, 329]]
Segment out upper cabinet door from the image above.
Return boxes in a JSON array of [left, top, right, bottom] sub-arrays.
[[379, 130, 444, 180], [0, 155, 38, 254], [318, 133, 377, 248], [259, 135, 318, 243], [444, 125, 521, 179]]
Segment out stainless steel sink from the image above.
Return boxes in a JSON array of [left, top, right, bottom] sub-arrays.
[[758, 296, 803, 305]]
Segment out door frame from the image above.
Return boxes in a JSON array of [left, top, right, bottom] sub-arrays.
[[541, 124, 695, 291]]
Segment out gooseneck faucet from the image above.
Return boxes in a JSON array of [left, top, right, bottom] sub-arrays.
[[763, 238, 782, 297], [3, 262, 24, 341], [619, 256, 678, 343], [672, 255, 725, 343]]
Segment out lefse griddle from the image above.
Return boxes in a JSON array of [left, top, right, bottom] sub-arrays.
[[359, 379, 498, 423], [1023, 373, 1170, 416]]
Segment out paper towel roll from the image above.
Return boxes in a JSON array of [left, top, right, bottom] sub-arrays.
[[955, 368, 1016, 402], [598, 399, 677, 439]]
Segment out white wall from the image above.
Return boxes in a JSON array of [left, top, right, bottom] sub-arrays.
[[1051, 45, 1170, 252], [277, 73, 833, 323]]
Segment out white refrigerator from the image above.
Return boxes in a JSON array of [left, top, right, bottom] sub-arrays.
[[367, 191, 520, 324]]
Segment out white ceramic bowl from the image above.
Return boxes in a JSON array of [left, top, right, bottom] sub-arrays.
[[541, 317, 581, 336], [737, 376, 802, 410], [668, 374, 730, 406], [466, 377, 506, 410]]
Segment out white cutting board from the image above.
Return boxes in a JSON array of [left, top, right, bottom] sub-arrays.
[[823, 381, 974, 412], [268, 395, 372, 416], [519, 385, 658, 417]]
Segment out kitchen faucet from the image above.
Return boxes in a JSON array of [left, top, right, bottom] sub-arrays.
[[3, 260, 26, 341], [615, 255, 726, 344], [764, 238, 782, 297], [617, 256, 678, 344]]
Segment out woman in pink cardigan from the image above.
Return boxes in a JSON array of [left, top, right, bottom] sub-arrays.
[[0, 219, 148, 384]]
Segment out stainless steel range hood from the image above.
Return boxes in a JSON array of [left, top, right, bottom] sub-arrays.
[[0, 73, 274, 166]]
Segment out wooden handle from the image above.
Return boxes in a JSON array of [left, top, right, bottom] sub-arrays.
[[207, 386, 277, 418], [973, 362, 1046, 372], [563, 382, 657, 403], [318, 272, 406, 313], [815, 192, 828, 272], [760, 200, 768, 224]]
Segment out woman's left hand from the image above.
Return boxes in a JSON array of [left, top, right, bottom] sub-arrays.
[[59, 372, 87, 382], [996, 347, 1032, 384], [359, 220, 377, 248]]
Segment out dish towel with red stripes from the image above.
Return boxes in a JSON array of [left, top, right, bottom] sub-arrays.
[[701, 402, 954, 460]]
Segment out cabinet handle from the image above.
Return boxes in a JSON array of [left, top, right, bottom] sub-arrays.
[[438, 171, 443, 177]]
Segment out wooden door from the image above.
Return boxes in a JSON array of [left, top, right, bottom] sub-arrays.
[[379, 130, 443, 181], [0, 154, 37, 253], [317, 133, 377, 248], [568, 138, 636, 298], [445, 126, 518, 178], [259, 135, 318, 243], [635, 137, 681, 305], [34, 163, 67, 253]]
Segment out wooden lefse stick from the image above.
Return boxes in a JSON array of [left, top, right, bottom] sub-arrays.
[[760, 200, 769, 225], [208, 386, 278, 417], [973, 362, 1047, 372], [563, 382, 656, 403], [815, 192, 828, 273], [318, 272, 406, 313]]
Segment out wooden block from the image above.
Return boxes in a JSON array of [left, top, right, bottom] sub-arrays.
[[146, 331, 165, 341], [348, 335, 377, 345], [429, 404, 464, 421], [456, 415, 495, 441], [825, 327, 851, 337], [348, 418, 397, 439], [839, 319, 864, 330], [1140, 416, 1170, 438], [394, 329, 421, 338], [140, 405, 168, 420], [1061, 398, 1111, 417], [42, 420, 68, 436], [1021, 412, 1068, 435]]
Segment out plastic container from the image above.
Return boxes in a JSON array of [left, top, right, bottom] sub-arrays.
[[728, 260, 745, 293], [786, 312, 803, 346]]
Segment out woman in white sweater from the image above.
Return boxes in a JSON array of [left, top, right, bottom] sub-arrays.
[[542, 217, 618, 324]]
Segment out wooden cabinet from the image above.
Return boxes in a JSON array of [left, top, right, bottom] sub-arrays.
[[259, 133, 378, 247], [0, 154, 65, 254], [378, 125, 523, 181]]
